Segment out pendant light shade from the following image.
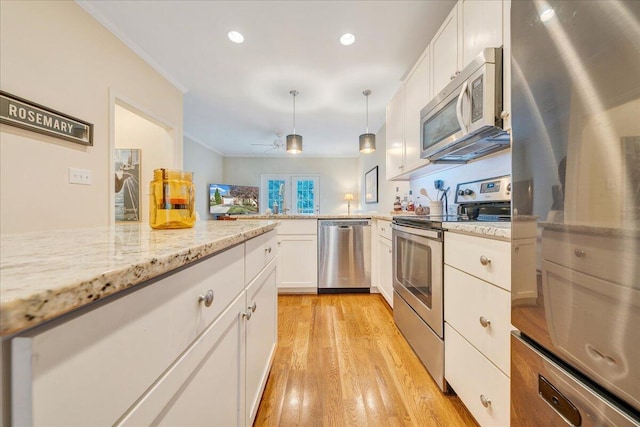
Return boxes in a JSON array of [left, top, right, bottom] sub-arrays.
[[286, 90, 302, 154], [359, 89, 376, 154]]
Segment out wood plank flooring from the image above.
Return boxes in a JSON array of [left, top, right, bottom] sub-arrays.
[[254, 294, 477, 426]]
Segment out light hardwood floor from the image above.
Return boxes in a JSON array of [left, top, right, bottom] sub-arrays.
[[254, 294, 477, 426]]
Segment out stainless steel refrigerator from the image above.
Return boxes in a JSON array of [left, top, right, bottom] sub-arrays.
[[510, 1, 640, 425]]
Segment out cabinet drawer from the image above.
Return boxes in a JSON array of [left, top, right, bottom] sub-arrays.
[[445, 232, 511, 291], [541, 229, 639, 285], [245, 230, 277, 284], [444, 266, 511, 375], [445, 324, 510, 427], [11, 245, 245, 427], [377, 219, 393, 240], [277, 219, 317, 235]]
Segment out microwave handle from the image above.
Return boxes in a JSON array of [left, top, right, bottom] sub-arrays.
[[456, 80, 468, 135]]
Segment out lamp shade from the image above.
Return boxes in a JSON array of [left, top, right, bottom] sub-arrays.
[[359, 133, 376, 153], [343, 193, 354, 201], [286, 134, 303, 154]]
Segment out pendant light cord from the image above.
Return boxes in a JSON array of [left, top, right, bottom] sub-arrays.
[[366, 93, 369, 133]]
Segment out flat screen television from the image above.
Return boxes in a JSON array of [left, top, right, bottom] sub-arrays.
[[209, 184, 259, 215]]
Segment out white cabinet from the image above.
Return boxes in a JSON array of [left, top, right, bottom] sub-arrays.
[[385, 90, 405, 180], [11, 232, 278, 427], [386, 46, 431, 181], [245, 260, 277, 424], [375, 220, 393, 307], [431, 0, 504, 98], [444, 231, 511, 426], [276, 219, 317, 292], [431, 4, 461, 97]]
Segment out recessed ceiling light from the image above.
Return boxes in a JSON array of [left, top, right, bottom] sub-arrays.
[[228, 31, 244, 44], [539, 7, 555, 22], [340, 33, 355, 46]]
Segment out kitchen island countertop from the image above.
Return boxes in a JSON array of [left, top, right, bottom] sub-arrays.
[[443, 221, 511, 240], [0, 220, 277, 336]]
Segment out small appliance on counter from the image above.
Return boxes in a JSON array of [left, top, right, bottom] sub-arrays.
[[149, 169, 195, 229]]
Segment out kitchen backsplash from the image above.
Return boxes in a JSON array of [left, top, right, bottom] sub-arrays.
[[409, 150, 511, 214]]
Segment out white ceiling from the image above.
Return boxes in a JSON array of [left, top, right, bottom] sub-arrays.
[[79, 0, 455, 157]]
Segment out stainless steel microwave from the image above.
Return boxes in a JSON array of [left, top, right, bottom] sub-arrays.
[[420, 47, 509, 163]]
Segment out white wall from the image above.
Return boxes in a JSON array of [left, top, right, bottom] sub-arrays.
[[115, 104, 175, 223], [183, 136, 224, 220], [358, 124, 410, 214], [409, 150, 511, 214], [223, 157, 358, 214], [0, 1, 183, 233]]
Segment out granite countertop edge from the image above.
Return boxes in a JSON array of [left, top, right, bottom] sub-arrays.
[[0, 220, 277, 337], [443, 221, 512, 240]]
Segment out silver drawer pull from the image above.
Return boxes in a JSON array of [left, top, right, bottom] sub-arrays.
[[198, 290, 214, 307], [242, 310, 253, 320], [388, 248, 392, 254], [479, 316, 491, 328], [480, 255, 491, 266], [574, 248, 586, 258], [250, 302, 257, 313], [480, 394, 491, 408], [265, 246, 272, 254]]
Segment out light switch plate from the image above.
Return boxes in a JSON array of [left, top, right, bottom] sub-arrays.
[[69, 167, 92, 185]]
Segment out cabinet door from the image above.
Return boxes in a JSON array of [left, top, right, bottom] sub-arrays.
[[245, 259, 277, 425], [431, 4, 461, 97], [277, 234, 317, 290], [377, 236, 393, 308], [403, 47, 431, 172], [117, 295, 246, 427], [461, 0, 503, 68], [385, 88, 405, 180]]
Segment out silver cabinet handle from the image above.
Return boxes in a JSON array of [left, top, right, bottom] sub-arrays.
[[574, 248, 586, 258], [480, 395, 491, 408], [250, 302, 257, 313], [242, 310, 252, 320], [480, 255, 491, 266], [479, 316, 491, 328], [388, 248, 392, 253], [198, 290, 214, 307], [265, 246, 272, 254]]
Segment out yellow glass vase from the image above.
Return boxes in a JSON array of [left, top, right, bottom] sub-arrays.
[[149, 169, 195, 229]]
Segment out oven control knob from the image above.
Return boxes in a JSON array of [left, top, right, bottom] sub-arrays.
[[464, 189, 474, 196], [507, 183, 512, 192], [457, 190, 465, 196]]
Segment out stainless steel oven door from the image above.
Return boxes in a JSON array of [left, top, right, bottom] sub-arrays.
[[391, 223, 443, 338]]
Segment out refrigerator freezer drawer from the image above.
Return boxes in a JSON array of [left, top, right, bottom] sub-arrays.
[[511, 332, 640, 427]]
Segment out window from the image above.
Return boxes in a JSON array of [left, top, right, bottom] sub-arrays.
[[260, 174, 319, 215]]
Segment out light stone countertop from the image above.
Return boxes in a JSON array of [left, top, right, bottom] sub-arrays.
[[234, 213, 397, 221], [443, 221, 511, 241], [0, 220, 277, 337]]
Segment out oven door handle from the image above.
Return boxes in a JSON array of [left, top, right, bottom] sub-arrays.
[[391, 223, 442, 240]]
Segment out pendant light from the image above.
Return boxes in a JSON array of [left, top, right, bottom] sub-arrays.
[[286, 90, 303, 154], [359, 89, 376, 154]]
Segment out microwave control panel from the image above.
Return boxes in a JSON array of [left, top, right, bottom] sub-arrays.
[[455, 175, 511, 203], [471, 75, 484, 123]]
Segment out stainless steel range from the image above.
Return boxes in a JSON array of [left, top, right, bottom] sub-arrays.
[[392, 175, 511, 391]]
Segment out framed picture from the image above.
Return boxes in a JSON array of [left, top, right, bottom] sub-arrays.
[[365, 166, 378, 204], [115, 149, 141, 222]]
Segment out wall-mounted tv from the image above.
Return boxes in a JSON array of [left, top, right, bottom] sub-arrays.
[[209, 184, 259, 215]]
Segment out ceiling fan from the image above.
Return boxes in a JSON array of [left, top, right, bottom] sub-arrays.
[[251, 132, 284, 152]]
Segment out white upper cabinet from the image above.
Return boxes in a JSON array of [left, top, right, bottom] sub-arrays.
[[461, 0, 504, 67], [402, 48, 431, 173], [386, 46, 431, 181], [431, 4, 461, 98], [431, 1, 504, 98], [385, 89, 405, 180]]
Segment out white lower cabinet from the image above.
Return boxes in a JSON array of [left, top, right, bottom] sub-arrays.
[[376, 226, 393, 307], [11, 232, 277, 427], [276, 219, 317, 292], [445, 324, 510, 427]]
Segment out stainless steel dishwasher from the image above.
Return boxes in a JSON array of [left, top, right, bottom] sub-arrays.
[[318, 219, 371, 293]]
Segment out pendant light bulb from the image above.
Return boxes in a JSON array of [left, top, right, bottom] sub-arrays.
[[286, 90, 303, 154], [359, 89, 376, 154]]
